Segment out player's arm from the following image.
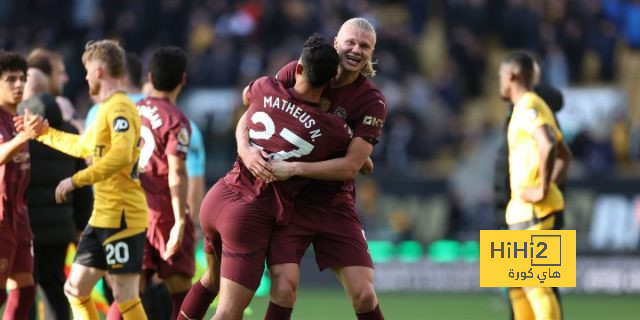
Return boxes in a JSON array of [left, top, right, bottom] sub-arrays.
[[360, 157, 374, 175], [0, 132, 30, 165], [71, 107, 137, 188], [521, 125, 557, 203], [274, 137, 373, 181], [3, 110, 47, 164], [186, 123, 206, 220], [164, 154, 189, 260], [235, 111, 276, 182], [551, 138, 572, 184], [36, 127, 94, 159]]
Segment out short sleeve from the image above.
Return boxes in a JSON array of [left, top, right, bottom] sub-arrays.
[[352, 92, 387, 145], [275, 61, 298, 88], [245, 76, 270, 104], [166, 116, 191, 159]]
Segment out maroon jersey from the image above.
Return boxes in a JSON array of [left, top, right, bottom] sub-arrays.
[[0, 108, 31, 233], [224, 76, 352, 224], [137, 97, 191, 219], [275, 61, 387, 206]]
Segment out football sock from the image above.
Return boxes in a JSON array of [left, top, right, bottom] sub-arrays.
[[4, 285, 35, 320], [526, 287, 561, 320], [68, 295, 99, 320], [178, 280, 217, 320], [509, 288, 534, 320], [106, 301, 123, 320], [356, 304, 384, 320], [264, 301, 293, 320], [118, 297, 147, 320], [171, 290, 189, 320]]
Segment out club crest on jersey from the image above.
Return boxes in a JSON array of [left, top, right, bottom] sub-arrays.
[[113, 117, 130, 132], [334, 106, 347, 120], [320, 98, 331, 112]]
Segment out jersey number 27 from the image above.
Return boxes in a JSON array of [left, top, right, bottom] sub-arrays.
[[248, 111, 314, 160]]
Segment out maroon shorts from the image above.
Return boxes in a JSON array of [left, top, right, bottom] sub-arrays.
[[266, 200, 373, 270], [143, 201, 196, 279], [0, 218, 34, 282], [200, 180, 274, 290]]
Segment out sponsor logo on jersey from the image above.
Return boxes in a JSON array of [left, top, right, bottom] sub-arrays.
[[363, 115, 384, 127], [12, 152, 29, 163], [113, 117, 130, 132], [334, 106, 347, 120]]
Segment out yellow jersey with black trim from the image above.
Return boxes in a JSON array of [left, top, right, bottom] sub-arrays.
[[506, 91, 564, 225], [37, 91, 148, 228]]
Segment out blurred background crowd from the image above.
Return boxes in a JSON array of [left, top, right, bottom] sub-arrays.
[[2, 0, 640, 254]]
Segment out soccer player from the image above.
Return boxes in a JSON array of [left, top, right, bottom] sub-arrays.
[[179, 34, 348, 320], [499, 52, 571, 320], [0, 51, 41, 320], [238, 17, 386, 320], [24, 40, 149, 320], [134, 46, 194, 320]]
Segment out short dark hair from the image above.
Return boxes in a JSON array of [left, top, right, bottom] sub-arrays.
[[27, 48, 54, 76], [300, 34, 340, 88], [0, 51, 27, 78], [149, 46, 187, 91], [504, 52, 536, 88], [125, 53, 143, 89]]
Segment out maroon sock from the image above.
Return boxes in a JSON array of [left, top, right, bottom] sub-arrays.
[[106, 301, 123, 320], [171, 289, 189, 320], [356, 304, 384, 320], [0, 289, 6, 308], [3, 286, 36, 320], [177, 280, 217, 320], [264, 301, 293, 320]]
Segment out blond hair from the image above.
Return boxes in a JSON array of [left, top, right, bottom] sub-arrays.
[[339, 17, 378, 78], [82, 40, 125, 78]]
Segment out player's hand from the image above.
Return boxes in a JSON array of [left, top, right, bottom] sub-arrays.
[[55, 177, 75, 204], [359, 157, 374, 175], [163, 220, 185, 260], [520, 186, 545, 203], [270, 160, 295, 181], [239, 145, 276, 183]]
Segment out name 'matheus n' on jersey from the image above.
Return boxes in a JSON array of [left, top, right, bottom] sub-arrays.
[[224, 76, 353, 225]]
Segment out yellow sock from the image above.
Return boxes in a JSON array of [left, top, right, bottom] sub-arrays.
[[526, 287, 561, 320], [118, 297, 148, 320], [509, 288, 535, 320], [68, 295, 99, 320]]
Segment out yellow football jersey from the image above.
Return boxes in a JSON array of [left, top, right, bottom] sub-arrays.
[[37, 92, 148, 228], [506, 92, 564, 225]]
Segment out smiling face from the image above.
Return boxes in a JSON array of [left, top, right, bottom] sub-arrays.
[[334, 24, 375, 74]]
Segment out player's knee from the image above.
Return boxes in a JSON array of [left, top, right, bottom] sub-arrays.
[[269, 274, 297, 306], [350, 286, 378, 312], [63, 280, 80, 298], [201, 268, 220, 292]]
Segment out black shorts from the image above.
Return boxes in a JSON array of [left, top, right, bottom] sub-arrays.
[[75, 225, 146, 274]]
